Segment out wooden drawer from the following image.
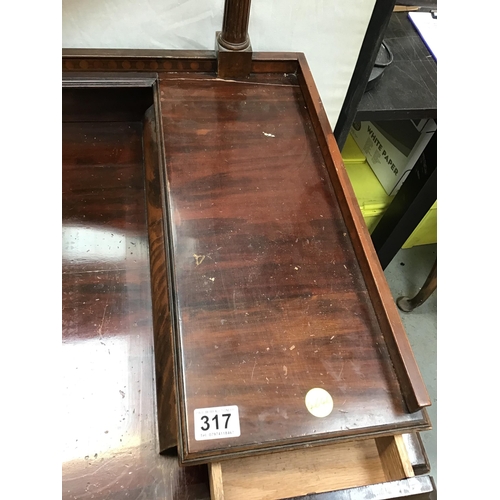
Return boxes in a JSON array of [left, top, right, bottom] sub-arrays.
[[209, 434, 435, 500]]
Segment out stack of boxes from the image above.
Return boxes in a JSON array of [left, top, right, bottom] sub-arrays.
[[341, 130, 437, 248]]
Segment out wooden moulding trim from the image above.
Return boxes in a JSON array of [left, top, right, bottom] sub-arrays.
[[150, 79, 187, 454], [251, 52, 299, 73], [296, 53, 431, 413], [62, 48, 217, 58], [179, 414, 430, 465], [62, 50, 218, 72], [143, 85, 181, 452], [62, 49, 299, 74], [62, 72, 158, 87]]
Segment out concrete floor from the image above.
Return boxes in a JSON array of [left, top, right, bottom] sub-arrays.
[[384, 243, 437, 485]]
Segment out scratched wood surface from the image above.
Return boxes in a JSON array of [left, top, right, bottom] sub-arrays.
[[61, 71, 432, 498], [62, 98, 210, 499], [158, 73, 428, 464]]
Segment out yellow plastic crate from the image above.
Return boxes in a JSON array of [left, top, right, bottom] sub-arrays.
[[341, 134, 436, 248]]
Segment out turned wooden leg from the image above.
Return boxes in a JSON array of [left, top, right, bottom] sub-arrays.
[[397, 259, 437, 312]]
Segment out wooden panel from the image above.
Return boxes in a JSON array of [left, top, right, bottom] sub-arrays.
[[210, 439, 391, 500], [296, 54, 430, 413], [62, 104, 210, 499], [158, 72, 429, 464], [208, 434, 425, 500], [376, 435, 415, 481], [61, 50, 299, 75], [62, 50, 218, 73], [143, 103, 178, 451], [61, 65, 432, 500]]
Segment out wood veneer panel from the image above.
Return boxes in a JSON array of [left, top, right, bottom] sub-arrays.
[[158, 73, 429, 464], [210, 439, 389, 500], [61, 50, 299, 75], [61, 65, 433, 499], [296, 54, 430, 412], [62, 105, 209, 499], [143, 103, 178, 451]]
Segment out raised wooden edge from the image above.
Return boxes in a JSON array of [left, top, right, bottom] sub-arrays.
[[207, 435, 417, 500], [143, 94, 179, 452], [62, 72, 158, 87], [61, 60, 431, 466], [62, 72, 181, 452], [296, 53, 431, 413], [61, 49, 299, 74], [180, 412, 430, 465]]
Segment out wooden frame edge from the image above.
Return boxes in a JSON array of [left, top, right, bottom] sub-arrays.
[[62, 49, 300, 75], [62, 60, 431, 468], [143, 101, 179, 452], [296, 53, 430, 413]]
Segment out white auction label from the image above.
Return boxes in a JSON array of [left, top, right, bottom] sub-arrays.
[[194, 405, 241, 441]]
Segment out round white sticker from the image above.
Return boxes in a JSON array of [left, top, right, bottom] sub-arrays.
[[305, 388, 334, 417]]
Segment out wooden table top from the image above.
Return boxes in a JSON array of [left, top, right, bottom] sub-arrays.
[[159, 72, 429, 463], [62, 56, 431, 498]]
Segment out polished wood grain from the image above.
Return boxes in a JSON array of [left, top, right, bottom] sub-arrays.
[[62, 95, 210, 499], [296, 54, 430, 414], [158, 72, 429, 464], [219, 0, 252, 49], [61, 60, 433, 498], [216, 0, 253, 77], [61, 50, 299, 75], [62, 50, 218, 73], [143, 103, 178, 451]]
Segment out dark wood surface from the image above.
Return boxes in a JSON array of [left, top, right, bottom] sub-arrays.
[[219, 0, 252, 49], [62, 58, 433, 497], [143, 102, 179, 452], [158, 70, 429, 464], [62, 94, 210, 499], [62, 50, 298, 75], [297, 55, 430, 414]]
